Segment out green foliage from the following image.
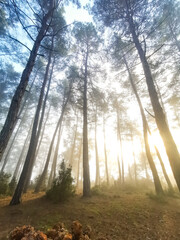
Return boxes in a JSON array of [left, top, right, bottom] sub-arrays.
[[8, 176, 17, 195], [73, 22, 101, 53], [34, 174, 47, 192], [91, 183, 110, 196], [91, 185, 102, 196], [0, 172, 11, 195], [46, 160, 75, 202]]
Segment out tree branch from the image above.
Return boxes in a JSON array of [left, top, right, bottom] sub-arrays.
[[145, 108, 155, 118], [7, 34, 31, 51]]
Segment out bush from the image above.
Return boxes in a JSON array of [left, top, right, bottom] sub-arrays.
[[8, 177, 17, 195], [46, 160, 75, 202], [0, 172, 11, 195]]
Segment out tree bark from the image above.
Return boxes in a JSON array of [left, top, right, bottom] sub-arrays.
[[103, 115, 109, 186], [95, 105, 100, 186], [35, 81, 72, 192], [0, 0, 55, 161], [1, 77, 36, 173], [130, 132, 137, 184], [77, 138, 82, 189], [12, 119, 33, 181], [9, 39, 55, 205], [127, 12, 180, 191], [34, 105, 51, 161], [83, 47, 91, 197], [23, 53, 55, 192], [123, 55, 164, 194], [69, 113, 78, 167], [116, 110, 124, 184]]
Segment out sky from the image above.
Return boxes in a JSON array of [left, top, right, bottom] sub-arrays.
[[64, 1, 93, 24]]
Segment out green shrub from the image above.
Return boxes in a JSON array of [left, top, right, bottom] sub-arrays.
[[91, 185, 103, 196], [0, 172, 11, 195], [46, 160, 75, 202], [8, 176, 17, 195]]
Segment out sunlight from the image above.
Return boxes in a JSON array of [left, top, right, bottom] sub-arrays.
[[148, 129, 180, 176]]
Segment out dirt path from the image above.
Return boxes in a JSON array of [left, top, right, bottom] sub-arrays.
[[1, 191, 180, 239]]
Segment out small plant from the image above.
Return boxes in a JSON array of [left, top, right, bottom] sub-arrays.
[[0, 172, 11, 195], [91, 185, 102, 196], [46, 160, 75, 202]]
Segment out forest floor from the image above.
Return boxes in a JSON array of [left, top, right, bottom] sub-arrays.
[[1, 188, 180, 240]]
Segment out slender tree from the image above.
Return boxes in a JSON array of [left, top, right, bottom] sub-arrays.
[[34, 70, 75, 192], [73, 22, 101, 196], [93, 0, 180, 191], [0, 0, 56, 161]]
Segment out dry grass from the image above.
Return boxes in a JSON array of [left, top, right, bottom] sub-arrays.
[[1, 190, 180, 240]]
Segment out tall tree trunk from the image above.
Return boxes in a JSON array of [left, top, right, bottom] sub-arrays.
[[154, 145, 174, 192], [77, 138, 82, 189], [117, 154, 121, 184], [116, 110, 124, 184], [36, 119, 60, 192], [103, 116, 109, 186], [95, 105, 100, 186], [48, 151, 56, 188], [130, 132, 137, 184], [49, 122, 62, 188], [0, 0, 55, 161], [12, 120, 33, 181], [128, 13, 180, 191], [140, 140, 149, 180], [23, 54, 55, 192], [35, 81, 72, 192], [34, 105, 51, 161], [83, 48, 91, 197], [128, 163, 133, 181], [1, 122, 21, 173], [1, 71, 37, 170], [123, 55, 164, 194], [9, 41, 54, 205], [69, 113, 78, 166]]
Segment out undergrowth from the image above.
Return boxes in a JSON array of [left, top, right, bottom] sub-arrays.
[[46, 160, 75, 203]]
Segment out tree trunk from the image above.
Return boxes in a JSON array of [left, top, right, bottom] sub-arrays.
[[36, 119, 60, 192], [130, 132, 137, 184], [69, 113, 78, 166], [103, 116, 109, 186], [49, 122, 62, 188], [123, 55, 164, 194], [128, 14, 180, 191], [95, 105, 100, 186], [1, 122, 21, 173], [12, 119, 33, 181], [77, 138, 82, 189], [34, 81, 72, 192], [154, 145, 174, 192], [1, 70, 37, 170], [117, 154, 121, 184], [9, 41, 54, 205], [0, 1, 55, 161], [140, 140, 150, 180], [23, 53, 55, 192], [83, 48, 91, 197], [48, 150, 56, 188], [34, 105, 51, 161], [128, 163, 133, 181], [116, 110, 124, 184]]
